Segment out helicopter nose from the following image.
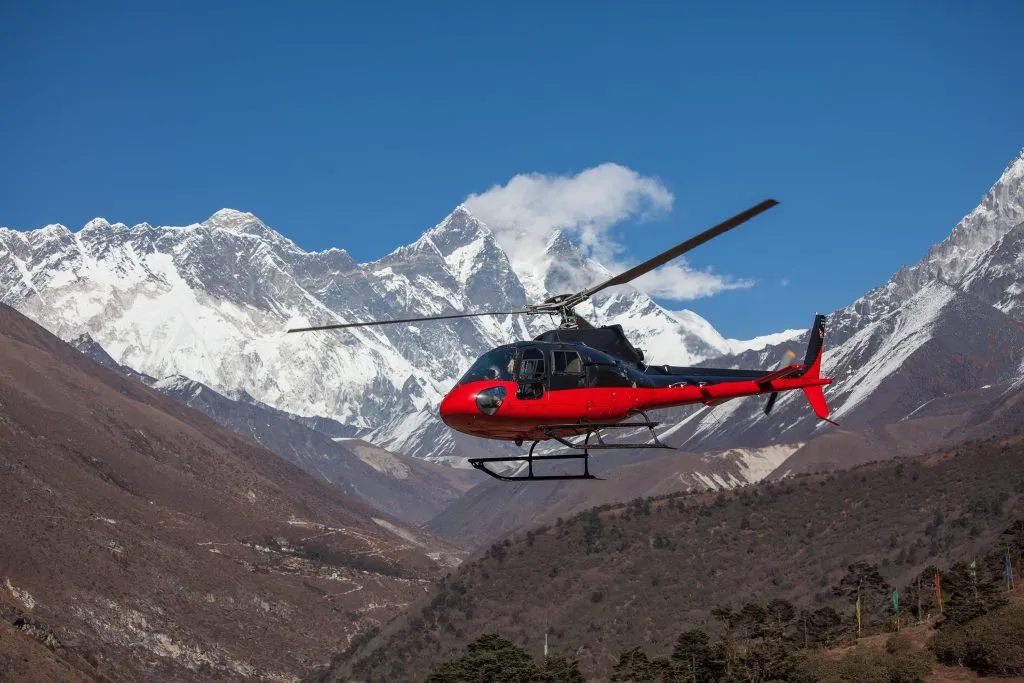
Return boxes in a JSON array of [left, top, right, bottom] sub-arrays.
[[439, 384, 508, 429], [439, 387, 475, 432]]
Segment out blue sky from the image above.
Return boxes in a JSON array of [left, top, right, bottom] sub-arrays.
[[2, 1, 1021, 339]]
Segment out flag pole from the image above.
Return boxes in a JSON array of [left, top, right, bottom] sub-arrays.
[[917, 575, 922, 626]]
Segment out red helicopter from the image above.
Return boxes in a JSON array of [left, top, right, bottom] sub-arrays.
[[288, 199, 835, 481]]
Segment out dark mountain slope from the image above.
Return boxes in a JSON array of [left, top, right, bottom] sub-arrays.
[[148, 374, 481, 526], [0, 304, 460, 681], [317, 427, 1024, 682], [69, 332, 482, 526], [772, 377, 1024, 478]]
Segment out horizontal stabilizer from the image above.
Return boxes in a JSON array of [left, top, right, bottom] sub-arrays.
[[803, 385, 839, 425]]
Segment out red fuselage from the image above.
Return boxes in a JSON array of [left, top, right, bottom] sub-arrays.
[[439, 375, 831, 442], [438, 316, 833, 444]]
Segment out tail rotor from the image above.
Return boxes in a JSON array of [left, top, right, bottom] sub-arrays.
[[763, 348, 797, 416]]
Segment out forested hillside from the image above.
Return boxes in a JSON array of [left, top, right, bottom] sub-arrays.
[[314, 431, 1024, 681]]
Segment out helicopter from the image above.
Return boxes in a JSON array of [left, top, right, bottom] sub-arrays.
[[287, 199, 835, 482]]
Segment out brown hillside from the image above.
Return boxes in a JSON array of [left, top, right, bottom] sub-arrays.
[[427, 444, 795, 548], [0, 304, 461, 681], [318, 432, 1024, 682], [773, 381, 1024, 478]]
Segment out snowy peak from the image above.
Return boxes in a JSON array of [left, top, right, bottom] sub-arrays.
[[961, 221, 1024, 322], [422, 207, 526, 307], [668, 148, 1024, 452], [667, 309, 804, 357], [82, 217, 113, 232], [915, 148, 1024, 286], [203, 208, 269, 236], [421, 205, 492, 257], [828, 149, 1024, 348], [539, 229, 607, 296], [198, 208, 302, 255]]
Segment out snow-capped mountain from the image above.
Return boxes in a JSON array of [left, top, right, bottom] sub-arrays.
[[662, 148, 1024, 450], [6, 149, 1020, 468], [0, 204, 768, 463]]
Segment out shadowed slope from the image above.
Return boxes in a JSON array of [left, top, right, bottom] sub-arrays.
[[0, 304, 460, 681]]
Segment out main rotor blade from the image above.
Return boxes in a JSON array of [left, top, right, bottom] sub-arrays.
[[578, 199, 779, 299], [287, 310, 533, 333]]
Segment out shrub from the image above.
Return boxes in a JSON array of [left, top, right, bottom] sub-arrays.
[[930, 603, 1024, 676], [791, 634, 931, 683]]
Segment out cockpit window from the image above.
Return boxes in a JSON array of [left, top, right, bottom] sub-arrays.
[[457, 347, 515, 385]]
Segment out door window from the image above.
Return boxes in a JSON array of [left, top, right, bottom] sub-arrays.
[[516, 348, 547, 399], [518, 348, 546, 381]]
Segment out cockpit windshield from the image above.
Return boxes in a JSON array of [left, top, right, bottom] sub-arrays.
[[457, 347, 516, 385]]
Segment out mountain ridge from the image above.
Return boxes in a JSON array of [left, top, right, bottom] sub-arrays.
[[643, 149, 1024, 453], [0, 197, 790, 464]]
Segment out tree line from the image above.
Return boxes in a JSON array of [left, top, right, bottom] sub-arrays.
[[424, 518, 1023, 682]]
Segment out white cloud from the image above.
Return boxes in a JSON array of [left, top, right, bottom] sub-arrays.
[[463, 163, 752, 301]]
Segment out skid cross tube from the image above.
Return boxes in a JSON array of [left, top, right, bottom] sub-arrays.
[[467, 411, 674, 482], [540, 410, 673, 451]]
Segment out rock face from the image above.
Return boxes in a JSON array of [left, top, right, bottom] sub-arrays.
[[0, 204, 789, 463], [653, 149, 1024, 451], [0, 304, 463, 681]]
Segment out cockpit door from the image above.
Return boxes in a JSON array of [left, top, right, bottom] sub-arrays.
[[515, 347, 548, 400]]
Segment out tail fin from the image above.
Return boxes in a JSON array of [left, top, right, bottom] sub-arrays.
[[800, 313, 826, 379], [800, 314, 838, 425]]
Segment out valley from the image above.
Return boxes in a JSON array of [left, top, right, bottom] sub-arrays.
[[1, 148, 1023, 681], [319, 431, 1024, 681]]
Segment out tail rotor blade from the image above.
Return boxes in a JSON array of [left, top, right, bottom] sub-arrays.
[[764, 349, 795, 416], [776, 348, 797, 369]]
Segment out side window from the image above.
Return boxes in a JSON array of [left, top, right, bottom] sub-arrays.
[[593, 364, 633, 387], [518, 348, 546, 381], [552, 350, 583, 375]]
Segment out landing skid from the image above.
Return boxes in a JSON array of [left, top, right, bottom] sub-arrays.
[[468, 411, 674, 482]]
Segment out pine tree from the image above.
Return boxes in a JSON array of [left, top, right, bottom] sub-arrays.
[[425, 633, 539, 683], [834, 561, 893, 632], [671, 629, 717, 682]]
